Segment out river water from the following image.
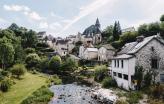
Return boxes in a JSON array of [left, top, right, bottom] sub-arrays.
[[49, 83, 100, 104]]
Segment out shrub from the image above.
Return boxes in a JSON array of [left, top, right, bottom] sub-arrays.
[[1, 70, 10, 77], [25, 53, 41, 68], [36, 42, 49, 48], [116, 99, 128, 104], [39, 57, 49, 72], [94, 65, 108, 82], [24, 48, 35, 55], [62, 57, 78, 71], [102, 77, 117, 88], [21, 86, 53, 104], [126, 92, 143, 104], [11, 64, 26, 79], [0, 78, 12, 92], [48, 55, 61, 73], [47, 75, 62, 85], [150, 83, 164, 99]]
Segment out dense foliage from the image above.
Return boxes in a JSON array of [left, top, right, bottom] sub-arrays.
[[11, 64, 26, 79], [94, 65, 108, 82], [25, 53, 41, 68], [48, 55, 61, 73]]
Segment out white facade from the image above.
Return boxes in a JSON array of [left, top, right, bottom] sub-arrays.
[[111, 55, 136, 90], [55, 43, 68, 56]]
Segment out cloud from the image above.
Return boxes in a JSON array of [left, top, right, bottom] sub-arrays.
[[59, 0, 117, 34], [50, 12, 63, 19], [3, 4, 30, 12], [4, 4, 43, 21], [0, 18, 7, 23], [39, 22, 48, 29], [49, 22, 62, 30]]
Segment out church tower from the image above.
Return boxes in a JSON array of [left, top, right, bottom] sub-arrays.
[[95, 18, 100, 28]]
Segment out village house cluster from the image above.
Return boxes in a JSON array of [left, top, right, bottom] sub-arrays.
[[37, 19, 164, 90]]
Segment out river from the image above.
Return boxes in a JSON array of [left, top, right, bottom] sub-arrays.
[[49, 83, 100, 104]]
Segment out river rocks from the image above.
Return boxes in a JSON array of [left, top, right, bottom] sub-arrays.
[[91, 88, 118, 104]]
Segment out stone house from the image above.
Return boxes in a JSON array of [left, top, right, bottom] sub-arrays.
[[55, 39, 69, 56], [98, 44, 115, 62], [83, 48, 98, 60], [111, 35, 164, 90]]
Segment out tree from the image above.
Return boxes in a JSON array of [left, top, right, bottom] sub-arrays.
[[0, 37, 15, 69], [148, 22, 160, 36], [24, 48, 36, 55], [160, 14, 164, 22], [138, 24, 148, 36], [160, 22, 164, 37], [102, 25, 114, 43], [11, 64, 26, 79], [25, 53, 41, 68], [8, 23, 19, 31], [22, 29, 38, 48], [120, 31, 138, 44], [113, 21, 121, 41], [48, 55, 61, 73], [62, 57, 78, 71], [143, 71, 152, 87], [133, 66, 144, 90]]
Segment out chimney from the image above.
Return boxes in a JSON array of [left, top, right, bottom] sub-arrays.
[[136, 36, 144, 42]]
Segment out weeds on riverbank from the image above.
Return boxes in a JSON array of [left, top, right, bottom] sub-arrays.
[[21, 86, 53, 104]]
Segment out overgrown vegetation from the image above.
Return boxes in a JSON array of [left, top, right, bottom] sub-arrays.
[[21, 86, 53, 104]]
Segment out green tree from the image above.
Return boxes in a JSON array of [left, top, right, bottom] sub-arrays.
[[102, 25, 114, 42], [62, 57, 78, 71], [48, 55, 61, 73], [138, 24, 148, 36], [160, 22, 164, 38], [113, 21, 121, 41], [133, 66, 144, 90], [0, 37, 15, 69], [24, 48, 36, 55], [11, 64, 26, 79], [25, 53, 41, 68], [22, 29, 38, 48], [148, 22, 160, 36], [120, 31, 138, 44], [160, 14, 164, 22]]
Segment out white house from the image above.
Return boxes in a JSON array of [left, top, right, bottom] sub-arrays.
[[111, 35, 164, 90], [83, 48, 98, 60], [98, 44, 115, 62]]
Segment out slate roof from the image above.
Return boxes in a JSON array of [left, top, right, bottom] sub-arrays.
[[113, 54, 134, 59], [101, 44, 115, 50], [56, 39, 69, 45], [115, 35, 163, 59], [86, 48, 98, 52]]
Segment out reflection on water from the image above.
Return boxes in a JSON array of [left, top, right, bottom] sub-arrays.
[[49, 84, 99, 104]]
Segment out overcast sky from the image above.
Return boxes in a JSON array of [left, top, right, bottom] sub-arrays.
[[0, 0, 164, 37]]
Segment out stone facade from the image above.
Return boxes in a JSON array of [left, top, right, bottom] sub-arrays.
[[135, 38, 164, 82]]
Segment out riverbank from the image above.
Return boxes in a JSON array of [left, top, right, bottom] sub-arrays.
[[0, 72, 47, 104]]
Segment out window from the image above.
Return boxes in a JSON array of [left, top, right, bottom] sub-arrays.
[[121, 60, 124, 68], [117, 60, 119, 67], [113, 72, 117, 76], [114, 60, 116, 67], [151, 59, 158, 69], [160, 74, 164, 83], [123, 74, 128, 80], [118, 73, 122, 78]]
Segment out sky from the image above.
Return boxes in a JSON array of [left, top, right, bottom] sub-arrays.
[[0, 0, 164, 37]]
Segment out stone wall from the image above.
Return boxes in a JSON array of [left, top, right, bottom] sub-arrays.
[[135, 38, 164, 82]]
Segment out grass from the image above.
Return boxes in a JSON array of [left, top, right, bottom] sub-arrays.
[[0, 72, 48, 104]]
